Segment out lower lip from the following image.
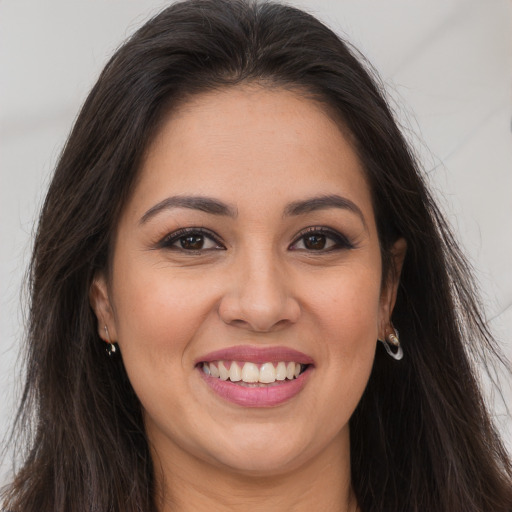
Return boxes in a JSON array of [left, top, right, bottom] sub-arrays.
[[198, 366, 312, 407]]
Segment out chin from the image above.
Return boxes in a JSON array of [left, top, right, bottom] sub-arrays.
[[202, 426, 315, 477]]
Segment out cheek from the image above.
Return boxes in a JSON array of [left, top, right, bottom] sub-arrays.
[[108, 260, 222, 432], [306, 262, 382, 340], [109, 253, 218, 376], [302, 263, 381, 400]]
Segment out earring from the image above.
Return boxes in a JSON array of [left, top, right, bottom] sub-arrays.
[[104, 325, 118, 357], [379, 326, 403, 361]]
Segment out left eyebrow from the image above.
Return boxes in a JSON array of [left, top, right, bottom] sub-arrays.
[[284, 194, 367, 229]]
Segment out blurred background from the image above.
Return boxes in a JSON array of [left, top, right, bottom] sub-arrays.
[[1, 0, 511, 482]]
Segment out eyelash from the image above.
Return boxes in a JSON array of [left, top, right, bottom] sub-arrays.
[[158, 227, 225, 252], [158, 225, 354, 254], [289, 226, 354, 252]]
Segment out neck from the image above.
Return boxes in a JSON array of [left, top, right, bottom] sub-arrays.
[[152, 429, 358, 512]]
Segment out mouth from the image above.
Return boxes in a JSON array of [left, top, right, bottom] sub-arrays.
[[195, 346, 314, 407], [199, 360, 310, 385]]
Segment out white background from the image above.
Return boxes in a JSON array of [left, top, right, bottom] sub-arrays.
[[1, 0, 511, 482]]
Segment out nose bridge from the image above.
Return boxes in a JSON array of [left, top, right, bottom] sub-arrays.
[[219, 243, 299, 331], [244, 246, 282, 305]]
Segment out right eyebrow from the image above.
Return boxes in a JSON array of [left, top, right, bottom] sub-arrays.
[[139, 195, 238, 225]]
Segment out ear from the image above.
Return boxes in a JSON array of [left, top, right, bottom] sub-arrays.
[[378, 237, 407, 338], [89, 272, 118, 342]]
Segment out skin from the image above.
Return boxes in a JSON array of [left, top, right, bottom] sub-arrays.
[[91, 85, 405, 512]]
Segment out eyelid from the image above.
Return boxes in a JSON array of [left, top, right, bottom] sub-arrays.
[[289, 226, 355, 250], [158, 227, 225, 250]]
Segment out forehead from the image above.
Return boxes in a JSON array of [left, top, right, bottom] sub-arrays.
[[131, 85, 374, 222]]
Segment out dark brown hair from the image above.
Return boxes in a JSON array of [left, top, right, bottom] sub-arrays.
[[3, 1, 511, 511]]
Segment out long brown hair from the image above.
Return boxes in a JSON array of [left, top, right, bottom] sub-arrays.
[[3, 1, 511, 511]]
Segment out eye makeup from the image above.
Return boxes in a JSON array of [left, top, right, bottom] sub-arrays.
[[158, 227, 225, 252], [289, 226, 355, 252]]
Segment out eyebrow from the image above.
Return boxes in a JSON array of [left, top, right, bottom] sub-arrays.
[[139, 195, 238, 224], [284, 194, 367, 226], [139, 193, 366, 228]]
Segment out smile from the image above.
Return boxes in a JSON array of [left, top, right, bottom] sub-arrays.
[[201, 360, 308, 384], [196, 346, 314, 407]]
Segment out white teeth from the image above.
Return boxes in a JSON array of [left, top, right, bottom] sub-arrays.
[[275, 361, 287, 381], [259, 362, 277, 383], [286, 362, 295, 380], [218, 361, 229, 381], [203, 360, 308, 384], [210, 363, 220, 378], [241, 362, 259, 383], [229, 361, 242, 382]]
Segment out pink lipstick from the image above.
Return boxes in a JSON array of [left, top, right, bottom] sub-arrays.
[[196, 345, 314, 407]]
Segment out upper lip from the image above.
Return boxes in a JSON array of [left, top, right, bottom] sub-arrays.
[[195, 345, 315, 365]]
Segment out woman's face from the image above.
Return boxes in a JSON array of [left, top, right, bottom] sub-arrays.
[[92, 86, 402, 477]]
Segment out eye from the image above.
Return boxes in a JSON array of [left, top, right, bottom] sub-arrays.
[[289, 227, 353, 252], [159, 228, 225, 251]]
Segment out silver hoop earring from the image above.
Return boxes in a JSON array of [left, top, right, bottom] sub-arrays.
[[104, 325, 118, 357], [379, 327, 403, 361]]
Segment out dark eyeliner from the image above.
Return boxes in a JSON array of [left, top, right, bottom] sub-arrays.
[[157, 227, 224, 250], [290, 226, 355, 251]]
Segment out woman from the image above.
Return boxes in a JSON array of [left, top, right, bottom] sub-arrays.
[[2, 0, 511, 510]]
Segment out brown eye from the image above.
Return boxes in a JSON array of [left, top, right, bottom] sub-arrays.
[[180, 234, 204, 250], [303, 233, 326, 250], [160, 228, 224, 251], [289, 227, 354, 252]]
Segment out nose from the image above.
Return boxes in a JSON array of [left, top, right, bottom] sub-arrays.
[[218, 250, 300, 332]]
